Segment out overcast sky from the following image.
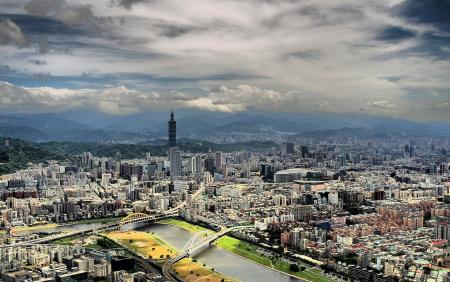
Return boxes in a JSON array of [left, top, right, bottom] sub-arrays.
[[0, 0, 449, 121]]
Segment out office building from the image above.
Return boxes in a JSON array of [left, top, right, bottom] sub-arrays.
[[281, 142, 295, 156], [168, 111, 176, 148]]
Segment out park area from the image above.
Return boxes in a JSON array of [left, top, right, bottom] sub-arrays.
[[106, 230, 235, 282]]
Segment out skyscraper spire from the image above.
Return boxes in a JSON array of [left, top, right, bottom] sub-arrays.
[[168, 111, 176, 147]]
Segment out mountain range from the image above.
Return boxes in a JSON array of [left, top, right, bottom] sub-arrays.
[[0, 111, 449, 143]]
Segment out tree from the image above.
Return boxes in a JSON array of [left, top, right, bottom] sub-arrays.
[[289, 264, 300, 272]]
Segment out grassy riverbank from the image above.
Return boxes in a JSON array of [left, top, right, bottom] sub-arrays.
[[159, 218, 212, 233], [52, 235, 105, 249], [107, 230, 235, 282], [13, 217, 120, 232], [216, 236, 334, 282], [164, 219, 335, 282], [13, 223, 58, 232]]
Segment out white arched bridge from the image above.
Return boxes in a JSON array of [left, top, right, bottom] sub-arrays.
[[162, 225, 254, 281]]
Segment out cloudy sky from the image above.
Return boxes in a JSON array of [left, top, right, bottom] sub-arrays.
[[0, 0, 449, 121]]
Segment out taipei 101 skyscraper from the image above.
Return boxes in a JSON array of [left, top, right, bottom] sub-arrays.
[[168, 111, 176, 147]]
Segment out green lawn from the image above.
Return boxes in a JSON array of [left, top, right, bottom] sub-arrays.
[[158, 218, 212, 234], [273, 261, 335, 282], [52, 235, 105, 250], [52, 237, 78, 245], [216, 236, 273, 267], [65, 217, 121, 225], [216, 236, 336, 282]]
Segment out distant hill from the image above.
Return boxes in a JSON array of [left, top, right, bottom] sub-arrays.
[[0, 137, 276, 174], [292, 123, 450, 140], [0, 114, 150, 143], [41, 138, 277, 158], [0, 137, 66, 174], [0, 111, 449, 143]]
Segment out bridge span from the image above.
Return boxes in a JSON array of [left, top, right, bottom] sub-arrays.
[[162, 225, 253, 281], [4, 185, 206, 247]]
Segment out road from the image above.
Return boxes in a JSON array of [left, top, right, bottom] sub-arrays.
[[3, 184, 206, 247]]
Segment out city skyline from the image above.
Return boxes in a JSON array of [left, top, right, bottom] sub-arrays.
[[0, 1, 450, 282], [0, 1, 449, 121]]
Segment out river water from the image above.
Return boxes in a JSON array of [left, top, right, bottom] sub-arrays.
[[18, 221, 301, 282], [139, 224, 301, 282]]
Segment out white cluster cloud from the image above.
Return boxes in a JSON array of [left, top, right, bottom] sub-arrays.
[[0, 81, 334, 115], [4, 81, 444, 120], [0, 0, 449, 121]]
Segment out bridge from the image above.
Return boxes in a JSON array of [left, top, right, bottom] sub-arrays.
[[4, 185, 206, 247], [162, 225, 253, 281], [118, 184, 205, 229]]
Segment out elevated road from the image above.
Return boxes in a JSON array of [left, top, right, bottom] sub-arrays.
[[3, 185, 206, 247]]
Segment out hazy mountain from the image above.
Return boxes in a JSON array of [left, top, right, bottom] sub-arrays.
[[0, 111, 449, 142], [0, 114, 149, 142]]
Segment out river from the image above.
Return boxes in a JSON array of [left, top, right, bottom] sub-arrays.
[[139, 224, 301, 282], [17, 221, 302, 282]]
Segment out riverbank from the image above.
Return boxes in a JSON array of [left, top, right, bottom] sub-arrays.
[[107, 230, 236, 282], [159, 218, 213, 233], [13, 223, 58, 232], [12, 217, 120, 232], [216, 236, 334, 282], [163, 218, 335, 282]]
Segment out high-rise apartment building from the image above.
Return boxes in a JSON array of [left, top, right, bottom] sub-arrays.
[[169, 147, 182, 178], [215, 151, 223, 169]]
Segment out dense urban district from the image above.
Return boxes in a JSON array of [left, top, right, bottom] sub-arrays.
[[0, 112, 449, 282]]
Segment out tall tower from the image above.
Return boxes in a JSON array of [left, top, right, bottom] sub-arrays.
[[168, 111, 176, 147]]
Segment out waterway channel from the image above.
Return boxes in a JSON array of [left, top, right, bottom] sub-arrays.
[[139, 224, 301, 282], [17, 221, 302, 282]]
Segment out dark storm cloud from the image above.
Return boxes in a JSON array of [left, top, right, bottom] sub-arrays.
[[0, 14, 88, 36], [24, 0, 101, 28], [28, 59, 47, 65], [113, 0, 148, 9], [283, 50, 321, 61], [0, 19, 30, 47], [157, 24, 199, 38], [37, 37, 49, 54]]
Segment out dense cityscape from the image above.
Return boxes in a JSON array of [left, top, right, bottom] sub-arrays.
[[1, 0, 450, 281], [0, 111, 447, 282]]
